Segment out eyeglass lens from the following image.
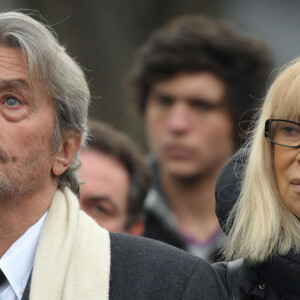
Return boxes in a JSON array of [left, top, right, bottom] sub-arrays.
[[268, 120, 300, 147]]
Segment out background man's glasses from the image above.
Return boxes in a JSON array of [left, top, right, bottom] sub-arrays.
[[265, 119, 300, 148]]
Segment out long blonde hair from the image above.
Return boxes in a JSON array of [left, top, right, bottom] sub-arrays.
[[224, 58, 300, 264]]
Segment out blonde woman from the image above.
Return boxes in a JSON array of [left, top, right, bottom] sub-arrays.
[[213, 58, 300, 300]]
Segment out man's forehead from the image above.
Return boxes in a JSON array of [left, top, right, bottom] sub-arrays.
[[150, 72, 226, 98], [0, 46, 28, 70], [149, 86, 226, 104], [0, 47, 49, 97], [0, 47, 35, 86]]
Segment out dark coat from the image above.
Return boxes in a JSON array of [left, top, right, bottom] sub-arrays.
[[109, 233, 228, 299], [144, 158, 224, 262], [22, 233, 229, 300], [214, 150, 300, 299], [215, 148, 247, 233], [144, 158, 186, 251], [213, 252, 300, 299], [145, 209, 185, 250]]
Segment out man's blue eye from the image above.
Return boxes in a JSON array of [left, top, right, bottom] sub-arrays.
[[5, 97, 21, 107]]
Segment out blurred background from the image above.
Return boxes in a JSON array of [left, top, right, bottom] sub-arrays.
[[2, 0, 300, 151]]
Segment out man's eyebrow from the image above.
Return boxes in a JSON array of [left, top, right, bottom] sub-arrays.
[[91, 195, 114, 204], [149, 90, 173, 98], [0, 79, 31, 90], [92, 195, 111, 202], [90, 196, 118, 210]]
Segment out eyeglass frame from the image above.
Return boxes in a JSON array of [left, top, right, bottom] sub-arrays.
[[265, 118, 300, 149]]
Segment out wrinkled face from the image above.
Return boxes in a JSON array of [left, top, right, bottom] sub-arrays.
[[145, 72, 234, 179], [79, 149, 130, 232], [274, 144, 300, 218], [0, 46, 57, 200]]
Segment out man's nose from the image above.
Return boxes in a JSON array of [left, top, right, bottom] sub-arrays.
[[167, 103, 192, 133]]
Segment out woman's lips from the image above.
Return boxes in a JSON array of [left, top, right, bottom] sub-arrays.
[[291, 179, 300, 193]]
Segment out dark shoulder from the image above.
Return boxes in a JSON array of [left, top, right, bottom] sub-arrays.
[[144, 211, 185, 249], [213, 261, 230, 294], [109, 233, 229, 300], [213, 259, 245, 297], [110, 232, 199, 271], [215, 148, 248, 232]]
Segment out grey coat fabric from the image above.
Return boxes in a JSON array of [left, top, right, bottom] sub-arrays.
[[22, 232, 228, 299], [109, 233, 228, 299]]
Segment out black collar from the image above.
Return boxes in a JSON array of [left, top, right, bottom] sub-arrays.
[[238, 251, 300, 299]]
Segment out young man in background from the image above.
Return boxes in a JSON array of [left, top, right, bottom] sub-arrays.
[[128, 14, 272, 261]]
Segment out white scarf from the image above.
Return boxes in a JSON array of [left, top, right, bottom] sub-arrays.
[[29, 187, 111, 299]]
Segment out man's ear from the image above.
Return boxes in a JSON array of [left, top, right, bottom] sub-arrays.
[[52, 133, 82, 176], [125, 220, 145, 237]]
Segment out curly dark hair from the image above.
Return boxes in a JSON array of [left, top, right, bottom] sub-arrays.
[[86, 120, 151, 229], [128, 15, 272, 148]]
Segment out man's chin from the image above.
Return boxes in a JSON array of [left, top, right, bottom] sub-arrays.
[[162, 162, 202, 180]]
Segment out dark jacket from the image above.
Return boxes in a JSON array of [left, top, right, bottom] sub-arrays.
[[213, 252, 300, 300], [144, 158, 185, 250], [213, 150, 300, 299], [144, 158, 225, 262], [22, 233, 229, 299]]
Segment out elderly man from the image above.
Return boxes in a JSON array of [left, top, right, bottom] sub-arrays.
[[0, 11, 228, 300]]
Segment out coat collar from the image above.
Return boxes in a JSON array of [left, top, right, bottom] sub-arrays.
[[238, 252, 300, 299]]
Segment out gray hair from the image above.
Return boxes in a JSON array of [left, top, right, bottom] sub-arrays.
[[0, 11, 90, 196]]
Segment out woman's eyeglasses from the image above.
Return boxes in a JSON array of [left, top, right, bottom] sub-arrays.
[[265, 119, 300, 148]]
